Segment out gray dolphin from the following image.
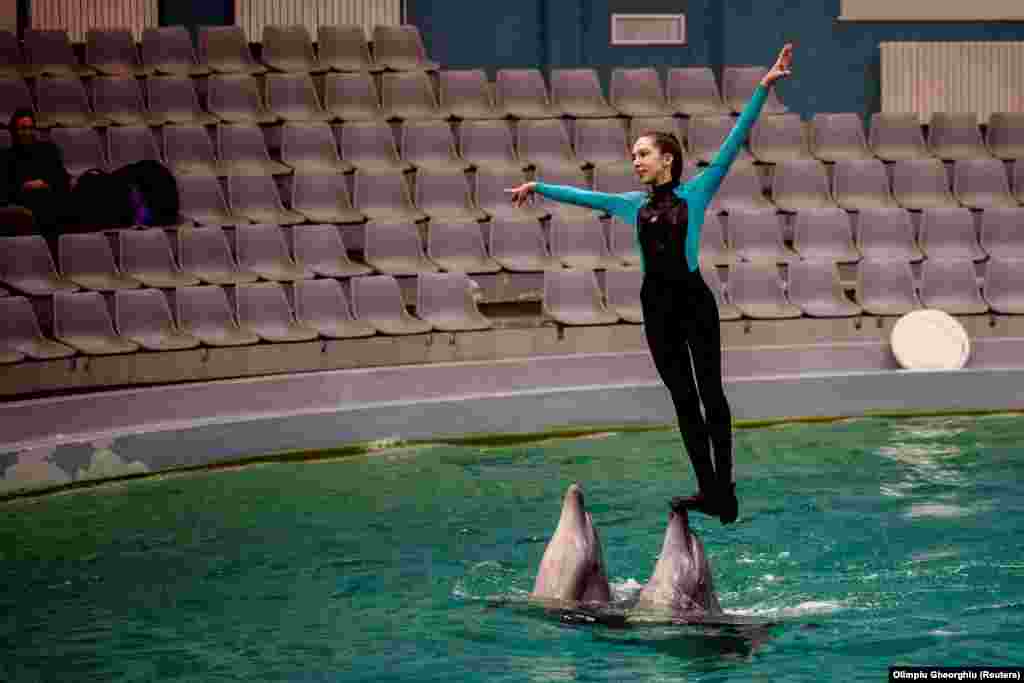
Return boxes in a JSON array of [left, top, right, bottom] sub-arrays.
[[530, 483, 612, 605]]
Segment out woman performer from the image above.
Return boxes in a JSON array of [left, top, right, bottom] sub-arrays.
[[507, 44, 794, 524]]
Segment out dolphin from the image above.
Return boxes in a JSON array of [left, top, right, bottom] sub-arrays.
[[530, 483, 612, 605]]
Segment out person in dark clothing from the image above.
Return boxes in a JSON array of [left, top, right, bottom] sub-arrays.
[[0, 108, 72, 239]]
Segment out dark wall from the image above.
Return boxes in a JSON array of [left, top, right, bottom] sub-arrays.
[[159, 0, 233, 33]]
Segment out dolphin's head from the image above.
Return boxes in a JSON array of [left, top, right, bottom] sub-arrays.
[[636, 508, 722, 617]]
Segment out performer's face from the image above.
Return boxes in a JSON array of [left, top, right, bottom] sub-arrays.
[[632, 136, 672, 186]]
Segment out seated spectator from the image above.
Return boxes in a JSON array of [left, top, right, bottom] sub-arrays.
[[0, 108, 72, 238]]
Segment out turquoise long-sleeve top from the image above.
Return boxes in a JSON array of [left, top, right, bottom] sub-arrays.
[[535, 83, 770, 273]]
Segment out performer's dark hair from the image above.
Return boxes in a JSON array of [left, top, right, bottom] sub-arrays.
[[8, 107, 34, 132], [635, 131, 684, 183]]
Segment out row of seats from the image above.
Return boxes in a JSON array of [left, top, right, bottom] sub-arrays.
[[0, 25, 437, 78]]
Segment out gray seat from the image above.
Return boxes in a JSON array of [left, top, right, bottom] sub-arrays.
[[291, 172, 365, 224], [0, 235, 78, 296], [531, 166, 594, 219], [0, 296, 75, 359], [686, 115, 754, 164], [293, 277, 375, 339], [350, 273, 432, 335], [176, 175, 248, 226], [324, 72, 385, 121], [985, 112, 1024, 160], [0, 30, 26, 78], [218, 124, 291, 176], [178, 225, 259, 284], [787, 260, 862, 318], [982, 256, 1024, 314], [53, 290, 139, 355], [458, 119, 520, 171], [439, 69, 501, 120], [791, 208, 860, 263], [629, 117, 683, 147], [164, 124, 222, 177], [1015, 160, 1024, 205], [697, 210, 734, 265], [339, 120, 409, 171], [856, 208, 924, 262], [59, 233, 141, 291], [592, 162, 645, 195], [207, 74, 279, 124], [426, 218, 501, 273], [550, 213, 627, 270], [107, 125, 162, 170], [722, 65, 787, 115], [750, 113, 812, 163], [919, 258, 988, 315], [495, 69, 560, 119], [317, 25, 382, 74], [113, 288, 200, 351], [704, 264, 742, 320], [0, 78, 34, 126], [352, 169, 428, 222], [416, 167, 488, 221], [771, 159, 837, 211], [488, 216, 561, 272], [855, 259, 921, 315], [868, 113, 930, 161], [402, 120, 462, 170], [980, 208, 1024, 260], [363, 219, 438, 275], [609, 214, 641, 267], [952, 158, 1018, 209], [517, 118, 580, 173], [810, 112, 873, 162], [927, 112, 991, 160], [235, 223, 314, 281], [667, 67, 730, 116], [146, 76, 219, 126], [574, 118, 630, 169], [199, 26, 267, 75], [23, 29, 96, 78], [120, 228, 201, 288], [228, 175, 305, 225], [727, 261, 802, 319], [282, 121, 352, 174], [416, 271, 492, 331], [371, 25, 439, 72], [35, 76, 107, 129], [266, 72, 331, 122], [175, 284, 260, 346], [727, 209, 797, 263], [610, 67, 672, 118], [291, 224, 373, 278], [91, 76, 152, 126], [381, 71, 444, 120], [891, 159, 959, 209], [141, 26, 211, 77], [48, 126, 105, 178], [711, 164, 773, 211], [543, 268, 619, 325], [550, 68, 619, 118], [604, 267, 643, 323], [261, 25, 326, 74], [918, 208, 987, 262], [474, 165, 547, 220], [831, 159, 899, 210], [85, 29, 153, 77], [236, 281, 319, 342]]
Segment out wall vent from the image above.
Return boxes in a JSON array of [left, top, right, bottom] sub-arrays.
[[610, 14, 685, 46]]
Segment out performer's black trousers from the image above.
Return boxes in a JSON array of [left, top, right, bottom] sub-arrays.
[[640, 271, 733, 490]]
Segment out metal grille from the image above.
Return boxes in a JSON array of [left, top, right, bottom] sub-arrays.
[[236, 0, 403, 42], [31, 0, 159, 42]]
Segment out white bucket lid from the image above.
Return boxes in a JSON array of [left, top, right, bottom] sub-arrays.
[[890, 309, 970, 370]]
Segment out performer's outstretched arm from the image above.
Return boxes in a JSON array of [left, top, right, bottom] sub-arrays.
[[505, 181, 640, 224]]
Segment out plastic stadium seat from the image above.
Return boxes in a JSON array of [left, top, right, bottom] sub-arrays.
[[868, 113, 930, 161], [416, 167, 487, 221], [457, 119, 520, 171], [0, 78, 34, 126], [293, 277, 376, 339], [48, 126, 105, 178], [985, 112, 1024, 160], [856, 208, 924, 262], [291, 224, 373, 278], [0, 235, 78, 296], [918, 208, 987, 262], [350, 274, 433, 335], [1015, 160, 1024, 205], [85, 29, 153, 77], [983, 256, 1024, 314], [371, 25, 439, 72], [58, 233, 141, 291], [176, 175, 248, 226], [291, 173, 365, 224], [426, 218, 501, 273], [261, 25, 326, 74], [787, 260, 862, 318], [266, 72, 332, 122], [402, 120, 463, 171], [711, 164, 774, 212], [339, 120, 409, 171], [831, 159, 900, 210], [439, 69, 502, 120], [474, 166, 546, 220], [35, 76, 107, 128], [604, 267, 643, 323], [218, 124, 291, 176], [317, 25, 382, 73], [113, 288, 200, 351], [952, 158, 1018, 209], [236, 282, 319, 342], [791, 208, 860, 263], [919, 258, 988, 315], [381, 71, 444, 120], [727, 209, 797, 263], [891, 159, 959, 210], [488, 216, 561, 272], [574, 118, 630, 169], [628, 116, 682, 148], [164, 124, 222, 177], [550, 68, 618, 118], [685, 115, 754, 165], [722, 65, 787, 115], [415, 271, 492, 331], [23, 29, 95, 78], [119, 228, 201, 288], [107, 125, 162, 170], [855, 259, 920, 315], [927, 112, 991, 160], [282, 122, 352, 174], [228, 175, 304, 225], [178, 226, 259, 285], [207, 74, 279, 124], [53, 290, 140, 355], [235, 223, 314, 281], [495, 69, 560, 119], [363, 219, 439, 275], [696, 211, 734, 266], [667, 67, 730, 116], [770, 159, 837, 211], [592, 163, 645, 195], [549, 213, 623, 270], [175, 284, 260, 346], [0, 30, 26, 78], [147, 76, 219, 126], [0, 296, 75, 359], [727, 261, 802, 319], [91, 76, 152, 126], [324, 72, 385, 121], [199, 26, 267, 75], [610, 67, 672, 118], [543, 268, 619, 326], [810, 112, 874, 162], [705, 265, 742, 321], [749, 113, 812, 163], [531, 166, 594, 219], [141, 26, 211, 77], [352, 169, 427, 222], [516, 118, 580, 173], [608, 213, 642, 267], [980, 208, 1024, 260]]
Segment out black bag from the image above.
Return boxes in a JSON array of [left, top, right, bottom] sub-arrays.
[[112, 160, 180, 226], [72, 168, 134, 227]]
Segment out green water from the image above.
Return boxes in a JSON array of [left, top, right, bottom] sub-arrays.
[[3, 414, 1024, 682]]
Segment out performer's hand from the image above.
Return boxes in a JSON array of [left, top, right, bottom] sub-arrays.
[[761, 43, 794, 87], [22, 179, 48, 191], [505, 182, 537, 208]]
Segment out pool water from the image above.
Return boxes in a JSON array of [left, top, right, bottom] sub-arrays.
[[3, 414, 1024, 682]]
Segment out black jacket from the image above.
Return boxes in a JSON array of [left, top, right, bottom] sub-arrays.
[[0, 140, 71, 206]]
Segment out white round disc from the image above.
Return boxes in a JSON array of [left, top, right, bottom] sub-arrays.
[[890, 309, 970, 370]]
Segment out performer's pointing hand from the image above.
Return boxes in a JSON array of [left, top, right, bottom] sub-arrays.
[[505, 182, 537, 208], [761, 43, 794, 87]]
